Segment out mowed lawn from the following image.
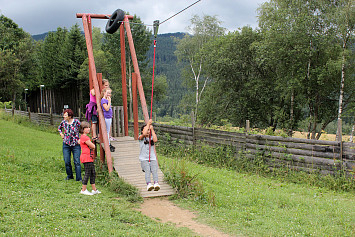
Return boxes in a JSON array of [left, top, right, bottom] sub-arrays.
[[0, 119, 195, 236]]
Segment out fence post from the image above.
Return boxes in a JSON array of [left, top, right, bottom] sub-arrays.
[[246, 120, 250, 134], [50, 107, 53, 125], [28, 107, 31, 121], [337, 119, 343, 162], [11, 103, 14, 117], [112, 106, 117, 137], [191, 110, 195, 146]]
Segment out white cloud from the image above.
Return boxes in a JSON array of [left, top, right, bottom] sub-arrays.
[[0, 0, 266, 35]]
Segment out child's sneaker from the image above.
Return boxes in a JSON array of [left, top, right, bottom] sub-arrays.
[[91, 189, 101, 195], [147, 183, 154, 191], [153, 182, 160, 191], [80, 189, 93, 195]]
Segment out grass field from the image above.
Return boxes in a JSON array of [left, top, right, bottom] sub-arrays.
[[159, 157, 355, 236], [1, 115, 354, 236], [0, 119, 195, 236]]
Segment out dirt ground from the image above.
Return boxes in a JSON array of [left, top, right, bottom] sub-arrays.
[[137, 197, 233, 237]]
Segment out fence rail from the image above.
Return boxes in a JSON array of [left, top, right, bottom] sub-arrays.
[[4, 108, 354, 176], [3, 106, 125, 137], [129, 122, 355, 176]]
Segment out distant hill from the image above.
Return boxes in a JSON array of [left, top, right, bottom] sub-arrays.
[[147, 32, 187, 117], [31, 32, 51, 41]]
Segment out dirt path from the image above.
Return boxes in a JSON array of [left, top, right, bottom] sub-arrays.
[[137, 197, 232, 237]]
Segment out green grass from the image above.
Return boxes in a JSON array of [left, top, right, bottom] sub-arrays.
[[159, 156, 355, 236], [0, 118, 195, 236], [2, 113, 355, 236]]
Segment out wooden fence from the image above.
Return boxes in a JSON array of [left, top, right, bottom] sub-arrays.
[[3, 105, 125, 137], [129, 122, 355, 176]]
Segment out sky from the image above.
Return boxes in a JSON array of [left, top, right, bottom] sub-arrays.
[[0, 0, 267, 35]]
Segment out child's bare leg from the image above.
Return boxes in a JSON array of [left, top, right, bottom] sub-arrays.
[[91, 184, 97, 191], [92, 123, 97, 138], [82, 185, 87, 191]]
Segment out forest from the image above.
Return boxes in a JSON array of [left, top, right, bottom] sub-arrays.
[[0, 0, 354, 139]]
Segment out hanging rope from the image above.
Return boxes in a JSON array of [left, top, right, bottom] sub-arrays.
[[149, 36, 158, 162], [146, 1, 202, 161]]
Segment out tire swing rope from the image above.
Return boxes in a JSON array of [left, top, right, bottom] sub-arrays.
[[149, 20, 159, 163]]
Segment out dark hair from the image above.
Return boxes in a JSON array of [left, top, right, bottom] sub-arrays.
[[144, 138, 154, 146], [63, 109, 74, 118], [79, 121, 91, 134], [141, 124, 154, 145]]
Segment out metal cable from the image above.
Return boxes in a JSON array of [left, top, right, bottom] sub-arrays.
[[160, 0, 202, 25]]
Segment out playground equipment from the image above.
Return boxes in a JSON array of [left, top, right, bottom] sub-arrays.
[[76, 10, 151, 173]]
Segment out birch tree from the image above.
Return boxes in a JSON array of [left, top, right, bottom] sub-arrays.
[[175, 15, 225, 123], [331, 0, 355, 140]]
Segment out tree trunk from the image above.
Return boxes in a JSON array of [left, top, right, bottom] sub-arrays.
[[311, 102, 318, 139], [315, 117, 334, 140], [336, 41, 346, 140], [12, 92, 16, 116], [288, 88, 295, 137]]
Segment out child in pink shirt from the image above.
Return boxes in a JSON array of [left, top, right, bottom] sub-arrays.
[[79, 121, 101, 195]]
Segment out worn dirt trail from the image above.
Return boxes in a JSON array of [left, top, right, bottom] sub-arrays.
[[137, 197, 232, 237]]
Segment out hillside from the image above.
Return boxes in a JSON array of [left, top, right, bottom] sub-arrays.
[[147, 33, 186, 117]]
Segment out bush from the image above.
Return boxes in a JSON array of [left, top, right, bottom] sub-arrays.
[[0, 101, 12, 109]]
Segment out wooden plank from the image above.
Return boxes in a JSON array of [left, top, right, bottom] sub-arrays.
[[110, 137, 175, 198], [246, 148, 341, 168], [246, 134, 340, 146], [245, 143, 340, 159], [246, 138, 340, 153]]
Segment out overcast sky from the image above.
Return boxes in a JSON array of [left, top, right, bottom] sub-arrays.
[[0, 0, 266, 35]]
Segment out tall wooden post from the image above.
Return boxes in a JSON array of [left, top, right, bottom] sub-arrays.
[[124, 15, 149, 123], [120, 24, 129, 136], [97, 73, 105, 164], [82, 14, 112, 173], [132, 73, 139, 140]]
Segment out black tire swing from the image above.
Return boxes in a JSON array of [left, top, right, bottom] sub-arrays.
[[105, 9, 125, 34]]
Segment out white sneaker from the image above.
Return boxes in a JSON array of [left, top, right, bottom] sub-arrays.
[[80, 189, 93, 195], [147, 183, 154, 191], [154, 183, 160, 191], [91, 189, 101, 195]]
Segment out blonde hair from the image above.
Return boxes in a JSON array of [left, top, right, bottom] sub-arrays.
[[101, 87, 112, 99], [79, 121, 91, 134]]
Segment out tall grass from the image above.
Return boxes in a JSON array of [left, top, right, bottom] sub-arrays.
[[157, 137, 355, 193], [0, 116, 195, 236]]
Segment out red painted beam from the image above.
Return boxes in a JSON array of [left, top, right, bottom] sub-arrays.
[[124, 15, 149, 123], [76, 13, 133, 20], [132, 73, 139, 140], [120, 24, 129, 136], [82, 14, 113, 173]]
